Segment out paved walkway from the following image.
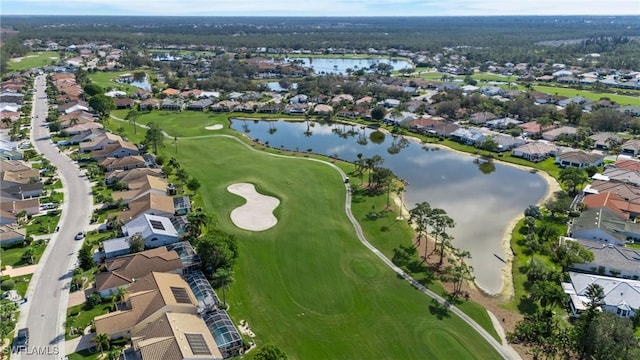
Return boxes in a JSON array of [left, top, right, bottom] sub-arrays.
[[168, 132, 522, 359], [65, 333, 95, 355], [0, 264, 38, 277]]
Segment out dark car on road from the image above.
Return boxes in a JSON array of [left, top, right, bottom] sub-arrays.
[[14, 328, 29, 349]]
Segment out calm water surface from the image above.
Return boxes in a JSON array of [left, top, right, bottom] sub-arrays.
[[288, 57, 412, 75], [230, 119, 547, 294]]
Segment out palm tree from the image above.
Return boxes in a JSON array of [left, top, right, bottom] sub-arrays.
[[113, 287, 127, 311], [106, 347, 122, 360], [212, 268, 234, 307], [186, 210, 209, 238], [92, 333, 110, 355], [559, 167, 588, 196]]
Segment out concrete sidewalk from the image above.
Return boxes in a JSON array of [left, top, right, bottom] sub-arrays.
[[0, 264, 38, 277], [65, 333, 95, 355]]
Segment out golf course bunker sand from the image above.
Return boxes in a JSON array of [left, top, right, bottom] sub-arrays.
[[227, 183, 279, 231], [205, 124, 223, 130]]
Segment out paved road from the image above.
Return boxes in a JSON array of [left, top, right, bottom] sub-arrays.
[[170, 132, 520, 359], [15, 74, 93, 360]]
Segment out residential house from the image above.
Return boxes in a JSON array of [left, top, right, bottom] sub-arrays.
[[139, 98, 161, 111], [542, 126, 577, 141], [112, 175, 170, 204], [94, 272, 198, 340], [0, 193, 40, 216], [571, 238, 640, 279], [384, 99, 401, 108], [583, 180, 640, 203], [313, 104, 333, 115], [114, 97, 134, 110], [210, 100, 238, 112], [518, 121, 553, 136], [161, 98, 184, 111], [492, 134, 526, 152], [597, 167, 640, 187], [105, 168, 163, 186], [90, 140, 140, 161], [95, 246, 183, 296], [0, 209, 15, 226], [583, 192, 640, 220], [479, 86, 504, 97], [117, 192, 176, 222], [187, 99, 213, 111], [468, 111, 497, 125], [79, 132, 123, 152], [0, 224, 26, 246], [131, 312, 223, 360], [64, 122, 104, 135], [621, 140, 640, 157], [100, 155, 146, 172], [486, 117, 522, 129], [555, 150, 604, 168], [570, 207, 640, 245], [590, 132, 623, 150], [69, 128, 108, 145], [122, 213, 179, 248], [201, 310, 245, 358], [289, 94, 308, 104], [563, 272, 640, 318], [450, 128, 486, 145], [614, 158, 640, 172]]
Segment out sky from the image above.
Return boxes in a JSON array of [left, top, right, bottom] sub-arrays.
[[2, 0, 639, 17]]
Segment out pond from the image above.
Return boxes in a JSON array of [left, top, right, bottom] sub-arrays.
[[230, 119, 548, 294], [288, 57, 413, 75], [116, 72, 152, 91]]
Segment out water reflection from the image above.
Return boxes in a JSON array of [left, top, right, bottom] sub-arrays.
[[230, 119, 547, 294]]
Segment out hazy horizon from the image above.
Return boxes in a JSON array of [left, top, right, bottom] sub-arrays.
[[2, 0, 638, 17]]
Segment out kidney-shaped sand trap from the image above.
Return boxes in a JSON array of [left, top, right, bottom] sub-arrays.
[[227, 183, 280, 231]]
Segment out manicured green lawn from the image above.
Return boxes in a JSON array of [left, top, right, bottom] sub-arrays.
[[8, 51, 60, 71], [26, 212, 61, 236], [67, 349, 100, 360], [163, 135, 501, 359], [66, 303, 112, 340], [0, 242, 46, 268], [533, 85, 640, 106], [12, 274, 32, 298]]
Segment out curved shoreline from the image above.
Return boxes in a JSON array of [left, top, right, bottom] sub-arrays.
[[231, 116, 561, 297]]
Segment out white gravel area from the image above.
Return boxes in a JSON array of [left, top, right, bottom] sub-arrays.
[[227, 183, 279, 231]]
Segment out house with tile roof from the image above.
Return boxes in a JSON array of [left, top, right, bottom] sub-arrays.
[[511, 142, 559, 162], [95, 246, 183, 296], [0, 223, 26, 246], [614, 158, 640, 172], [450, 128, 486, 145], [131, 312, 223, 360], [94, 272, 198, 340], [542, 126, 578, 141], [621, 139, 640, 157], [582, 192, 640, 220], [100, 155, 146, 172], [563, 271, 640, 318], [570, 238, 640, 280], [570, 207, 640, 246], [556, 150, 605, 168], [106, 168, 164, 186], [79, 132, 123, 152], [90, 140, 140, 161], [117, 192, 176, 222]]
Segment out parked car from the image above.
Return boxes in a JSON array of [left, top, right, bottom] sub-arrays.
[[14, 328, 29, 348], [74, 231, 84, 240]]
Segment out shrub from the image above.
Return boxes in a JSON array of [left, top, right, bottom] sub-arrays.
[[87, 293, 102, 307], [1, 279, 16, 291]]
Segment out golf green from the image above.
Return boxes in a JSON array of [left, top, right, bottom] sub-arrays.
[[173, 135, 501, 359]]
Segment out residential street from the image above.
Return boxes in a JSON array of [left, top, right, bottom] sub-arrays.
[[14, 74, 93, 360]]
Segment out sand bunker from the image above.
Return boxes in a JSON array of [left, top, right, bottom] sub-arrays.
[[205, 124, 223, 130], [227, 183, 279, 231]]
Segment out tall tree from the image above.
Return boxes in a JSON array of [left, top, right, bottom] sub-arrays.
[[126, 233, 145, 253], [559, 167, 588, 196], [430, 209, 455, 267], [211, 267, 234, 307], [409, 202, 432, 252], [125, 108, 139, 134], [144, 121, 165, 154], [88, 94, 115, 118]]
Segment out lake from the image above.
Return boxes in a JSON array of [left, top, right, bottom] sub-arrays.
[[230, 119, 548, 294], [116, 72, 152, 91], [288, 57, 413, 75]]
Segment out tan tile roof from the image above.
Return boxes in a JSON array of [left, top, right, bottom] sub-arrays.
[[117, 192, 175, 222], [1, 169, 40, 184], [133, 312, 222, 360], [111, 176, 169, 202], [100, 155, 146, 171], [95, 247, 182, 291], [95, 272, 197, 337], [106, 168, 163, 184], [0, 160, 31, 172]]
